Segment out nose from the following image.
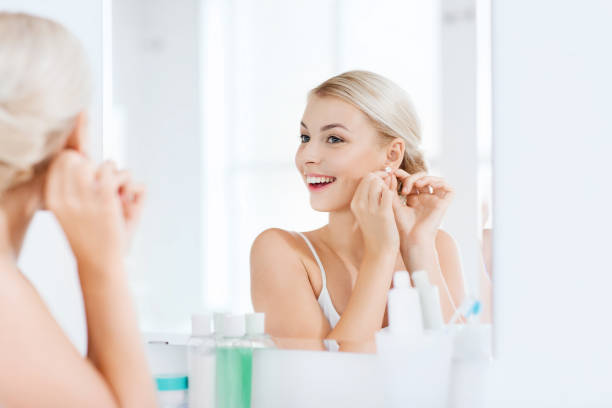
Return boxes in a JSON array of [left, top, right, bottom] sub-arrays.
[[297, 139, 322, 168]]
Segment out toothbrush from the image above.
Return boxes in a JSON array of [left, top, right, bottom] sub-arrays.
[[449, 297, 481, 325]]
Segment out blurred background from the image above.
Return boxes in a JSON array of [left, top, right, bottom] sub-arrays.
[[109, 0, 492, 333]]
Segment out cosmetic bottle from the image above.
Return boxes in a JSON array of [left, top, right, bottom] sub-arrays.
[[411, 270, 445, 330], [388, 270, 424, 337], [187, 314, 215, 408], [216, 314, 252, 408], [155, 375, 188, 408], [213, 312, 227, 340], [245, 313, 275, 349]]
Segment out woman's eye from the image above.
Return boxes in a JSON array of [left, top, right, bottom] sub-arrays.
[[327, 135, 343, 144], [300, 134, 310, 143]]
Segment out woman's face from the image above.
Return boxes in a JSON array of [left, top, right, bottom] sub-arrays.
[[295, 95, 388, 212]]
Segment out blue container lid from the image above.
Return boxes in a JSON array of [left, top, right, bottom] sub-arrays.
[[155, 375, 188, 391]]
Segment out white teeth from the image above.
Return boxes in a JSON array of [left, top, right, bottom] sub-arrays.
[[306, 176, 335, 184]]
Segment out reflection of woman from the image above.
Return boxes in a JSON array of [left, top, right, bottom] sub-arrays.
[[0, 13, 156, 405], [251, 71, 465, 351]]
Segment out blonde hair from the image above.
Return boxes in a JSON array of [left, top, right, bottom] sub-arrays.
[[0, 12, 91, 195], [310, 70, 427, 174]]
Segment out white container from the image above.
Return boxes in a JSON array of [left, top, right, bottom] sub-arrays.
[[375, 271, 453, 407], [213, 312, 228, 339], [448, 324, 492, 408], [245, 313, 275, 348], [377, 332, 454, 408], [188, 314, 216, 408], [411, 270, 445, 330], [155, 375, 188, 408], [388, 271, 423, 338]]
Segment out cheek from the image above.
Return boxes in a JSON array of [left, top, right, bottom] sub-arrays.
[[294, 148, 303, 172], [336, 149, 380, 182]]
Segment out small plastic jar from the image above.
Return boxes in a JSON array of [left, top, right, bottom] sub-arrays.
[[155, 375, 189, 408]]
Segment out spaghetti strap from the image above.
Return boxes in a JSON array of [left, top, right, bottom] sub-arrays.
[[295, 231, 327, 289], [295, 231, 341, 336]]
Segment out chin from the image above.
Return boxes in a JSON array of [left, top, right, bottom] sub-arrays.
[[309, 198, 351, 213]]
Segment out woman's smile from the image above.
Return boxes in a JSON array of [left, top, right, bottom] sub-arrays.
[[305, 173, 337, 192]]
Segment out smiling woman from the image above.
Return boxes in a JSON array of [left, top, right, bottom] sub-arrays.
[[250, 71, 466, 351]]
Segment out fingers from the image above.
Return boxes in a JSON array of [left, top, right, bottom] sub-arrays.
[[413, 176, 455, 199], [352, 173, 394, 214], [122, 183, 146, 223], [390, 173, 398, 194], [115, 170, 133, 192], [395, 170, 427, 196], [95, 161, 144, 202], [406, 194, 420, 207], [380, 188, 393, 210], [96, 161, 121, 202], [351, 173, 372, 212], [366, 174, 386, 212], [45, 151, 95, 210], [393, 169, 454, 200]]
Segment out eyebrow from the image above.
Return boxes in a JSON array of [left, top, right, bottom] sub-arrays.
[[300, 121, 349, 132]]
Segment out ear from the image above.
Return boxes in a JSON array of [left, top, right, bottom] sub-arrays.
[[385, 138, 405, 168], [64, 111, 88, 154]]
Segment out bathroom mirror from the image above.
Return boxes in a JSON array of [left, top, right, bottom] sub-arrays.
[[107, 0, 492, 339]]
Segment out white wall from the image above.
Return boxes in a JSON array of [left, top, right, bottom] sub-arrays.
[[112, 0, 204, 332], [439, 0, 481, 294], [2, 0, 104, 355], [489, 0, 612, 405]]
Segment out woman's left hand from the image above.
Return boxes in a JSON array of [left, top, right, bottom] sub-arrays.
[[391, 169, 455, 247], [114, 169, 146, 252]]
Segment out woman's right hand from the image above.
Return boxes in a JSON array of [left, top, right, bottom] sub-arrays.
[[44, 152, 129, 274], [350, 172, 399, 255]]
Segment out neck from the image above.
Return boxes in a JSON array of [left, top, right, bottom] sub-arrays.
[[321, 208, 366, 264], [0, 177, 43, 262]]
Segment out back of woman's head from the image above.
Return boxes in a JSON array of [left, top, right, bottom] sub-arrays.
[[0, 12, 91, 195], [310, 70, 427, 174]]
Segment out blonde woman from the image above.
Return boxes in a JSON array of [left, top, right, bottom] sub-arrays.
[[251, 71, 466, 351], [0, 13, 156, 406]]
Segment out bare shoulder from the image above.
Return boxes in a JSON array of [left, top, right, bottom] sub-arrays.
[[250, 228, 309, 282], [250, 228, 330, 337], [251, 228, 298, 255], [250, 228, 305, 270]]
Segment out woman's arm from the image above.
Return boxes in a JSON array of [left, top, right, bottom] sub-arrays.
[[392, 171, 465, 322], [325, 249, 395, 352], [1, 152, 158, 407], [327, 173, 400, 352], [79, 259, 157, 407], [250, 228, 330, 350], [250, 228, 394, 353], [401, 230, 465, 322]]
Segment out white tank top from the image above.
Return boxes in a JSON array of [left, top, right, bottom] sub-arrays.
[[295, 232, 341, 330]]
